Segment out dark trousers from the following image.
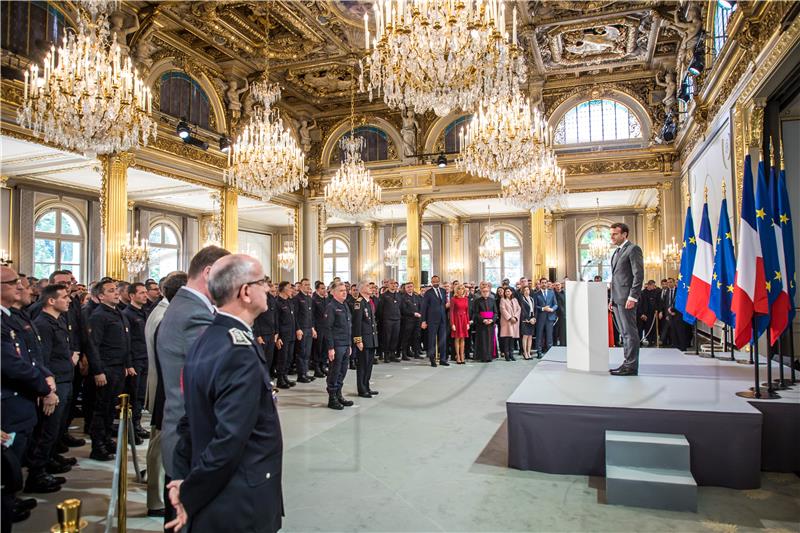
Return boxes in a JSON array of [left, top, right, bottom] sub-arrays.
[[400, 319, 420, 358], [90, 365, 125, 450], [26, 381, 72, 473], [613, 303, 640, 370], [499, 337, 514, 359], [297, 328, 313, 376], [126, 358, 148, 428], [554, 314, 567, 346], [426, 320, 448, 363], [79, 373, 96, 432], [326, 345, 350, 394], [355, 346, 375, 395], [276, 337, 295, 380], [380, 320, 400, 359], [536, 318, 554, 354], [262, 336, 276, 377], [311, 336, 326, 371]]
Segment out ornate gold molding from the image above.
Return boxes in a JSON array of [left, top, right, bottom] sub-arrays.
[[560, 157, 662, 176]]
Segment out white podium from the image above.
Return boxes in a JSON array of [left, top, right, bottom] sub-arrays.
[[565, 280, 609, 372]]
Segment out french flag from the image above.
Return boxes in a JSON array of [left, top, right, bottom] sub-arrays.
[[732, 155, 768, 348], [686, 198, 717, 327]]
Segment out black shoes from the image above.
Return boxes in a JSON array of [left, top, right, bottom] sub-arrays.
[[277, 378, 296, 389], [368, 390, 379, 396], [401, 355, 410, 361], [54, 441, 69, 454], [430, 361, 437, 367], [610, 366, 638, 376], [45, 459, 72, 474], [147, 508, 166, 517], [90, 447, 115, 461], [536, 352, 543, 359], [440, 362, 450, 366], [327, 394, 344, 410], [296, 376, 312, 383], [135, 426, 150, 440], [15, 498, 37, 511], [313, 369, 326, 378], [24, 473, 62, 494], [53, 454, 77, 466], [358, 392, 372, 398], [62, 434, 86, 447], [337, 392, 354, 407]]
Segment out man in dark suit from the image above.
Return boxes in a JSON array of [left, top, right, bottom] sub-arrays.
[[399, 282, 422, 360], [553, 282, 567, 346], [167, 254, 282, 533], [376, 280, 401, 362], [534, 281, 558, 357], [421, 275, 449, 367], [157, 245, 230, 528], [608, 222, 645, 376]]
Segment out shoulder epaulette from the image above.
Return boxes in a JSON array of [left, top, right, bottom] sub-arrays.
[[229, 328, 251, 345]]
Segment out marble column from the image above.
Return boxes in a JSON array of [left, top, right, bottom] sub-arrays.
[[645, 207, 662, 280], [100, 152, 133, 280], [530, 208, 546, 280], [302, 200, 319, 280], [403, 194, 421, 287], [221, 187, 238, 252]]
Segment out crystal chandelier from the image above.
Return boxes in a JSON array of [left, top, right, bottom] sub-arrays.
[[202, 191, 222, 247], [384, 221, 401, 268], [500, 152, 567, 211], [324, 79, 382, 221], [361, 0, 525, 116], [17, 5, 156, 155], [278, 211, 296, 271], [479, 206, 501, 263], [121, 230, 149, 276], [662, 236, 682, 269], [588, 198, 611, 263], [457, 91, 551, 183]]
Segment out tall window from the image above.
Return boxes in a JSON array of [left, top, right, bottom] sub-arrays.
[[443, 115, 471, 153], [323, 237, 350, 284], [338, 126, 389, 162], [713, 2, 736, 57], [159, 72, 211, 129], [34, 207, 84, 282], [481, 230, 522, 287], [148, 222, 180, 281], [578, 225, 612, 282], [554, 99, 641, 145], [2, 1, 68, 61], [396, 236, 432, 283]]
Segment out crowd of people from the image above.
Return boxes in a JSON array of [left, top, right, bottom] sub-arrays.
[[1, 238, 689, 531]]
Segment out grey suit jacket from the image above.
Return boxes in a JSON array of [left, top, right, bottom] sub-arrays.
[[156, 287, 215, 478], [144, 298, 169, 413], [610, 241, 644, 306]]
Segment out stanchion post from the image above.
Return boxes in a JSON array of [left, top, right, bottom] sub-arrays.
[[51, 498, 87, 532], [117, 394, 130, 533]]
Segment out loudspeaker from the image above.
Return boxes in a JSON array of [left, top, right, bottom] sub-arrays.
[[421, 270, 429, 285], [548, 267, 557, 282]]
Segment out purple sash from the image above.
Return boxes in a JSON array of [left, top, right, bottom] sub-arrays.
[[479, 311, 494, 319]]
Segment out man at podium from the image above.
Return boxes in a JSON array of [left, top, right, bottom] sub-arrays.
[[607, 222, 644, 376]]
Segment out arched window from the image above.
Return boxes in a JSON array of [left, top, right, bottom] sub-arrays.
[[159, 72, 211, 130], [396, 235, 432, 283], [553, 99, 641, 145], [148, 222, 181, 281], [1, 1, 68, 61], [481, 230, 522, 287], [323, 237, 350, 284], [34, 206, 84, 282], [578, 225, 612, 282], [338, 126, 389, 162], [713, 2, 736, 58], [443, 115, 471, 153]]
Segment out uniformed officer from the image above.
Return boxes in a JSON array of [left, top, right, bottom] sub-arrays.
[[310, 281, 328, 377], [294, 278, 317, 383], [274, 281, 297, 389], [351, 281, 380, 399], [87, 279, 134, 461], [400, 282, 423, 360], [1, 267, 56, 495], [122, 282, 150, 442], [377, 280, 401, 362], [322, 282, 353, 410], [167, 254, 283, 533], [254, 280, 278, 376]]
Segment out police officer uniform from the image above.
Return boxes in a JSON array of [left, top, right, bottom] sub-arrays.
[[352, 296, 379, 398], [173, 312, 283, 533], [122, 303, 149, 436], [293, 292, 315, 382], [377, 290, 401, 362], [311, 292, 328, 377], [400, 291, 422, 359], [87, 303, 131, 458], [322, 298, 353, 410], [254, 293, 278, 376], [275, 296, 296, 389]]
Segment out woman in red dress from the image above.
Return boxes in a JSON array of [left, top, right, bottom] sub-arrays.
[[450, 284, 471, 364]]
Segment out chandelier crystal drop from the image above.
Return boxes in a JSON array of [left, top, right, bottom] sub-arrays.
[[361, 0, 525, 116], [457, 91, 550, 184], [325, 135, 382, 221], [17, 10, 156, 155], [225, 75, 306, 200]]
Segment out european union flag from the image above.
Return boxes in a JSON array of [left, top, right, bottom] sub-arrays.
[[709, 196, 736, 328], [777, 169, 796, 324], [675, 206, 697, 325], [754, 161, 782, 340]]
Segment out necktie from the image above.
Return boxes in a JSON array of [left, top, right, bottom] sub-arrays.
[[435, 288, 441, 300]]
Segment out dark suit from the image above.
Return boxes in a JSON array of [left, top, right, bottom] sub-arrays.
[[554, 290, 566, 346], [376, 291, 401, 361], [174, 313, 283, 533], [399, 292, 422, 359], [421, 286, 448, 364], [534, 289, 558, 354], [610, 240, 645, 370]]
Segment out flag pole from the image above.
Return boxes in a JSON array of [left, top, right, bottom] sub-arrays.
[[710, 324, 715, 358], [729, 326, 735, 361], [737, 318, 763, 399], [790, 323, 796, 385], [694, 323, 699, 355]]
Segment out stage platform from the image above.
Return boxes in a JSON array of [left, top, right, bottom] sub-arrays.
[[506, 347, 799, 490]]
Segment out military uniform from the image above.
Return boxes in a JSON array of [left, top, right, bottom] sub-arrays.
[[637, 287, 661, 346], [400, 292, 422, 359], [351, 296, 379, 397], [173, 313, 283, 533], [122, 304, 149, 431], [87, 303, 131, 454], [322, 299, 352, 409], [377, 290, 401, 362], [275, 296, 296, 388], [253, 293, 278, 376], [294, 292, 315, 381], [311, 293, 328, 376]]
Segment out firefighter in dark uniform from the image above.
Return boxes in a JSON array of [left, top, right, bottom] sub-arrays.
[[311, 281, 328, 377], [87, 279, 133, 461], [274, 281, 296, 390], [122, 282, 150, 442], [377, 281, 401, 362], [400, 282, 423, 360], [322, 282, 353, 410], [351, 281, 380, 398], [638, 280, 662, 346], [294, 279, 316, 383], [254, 281, 278, 377]]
